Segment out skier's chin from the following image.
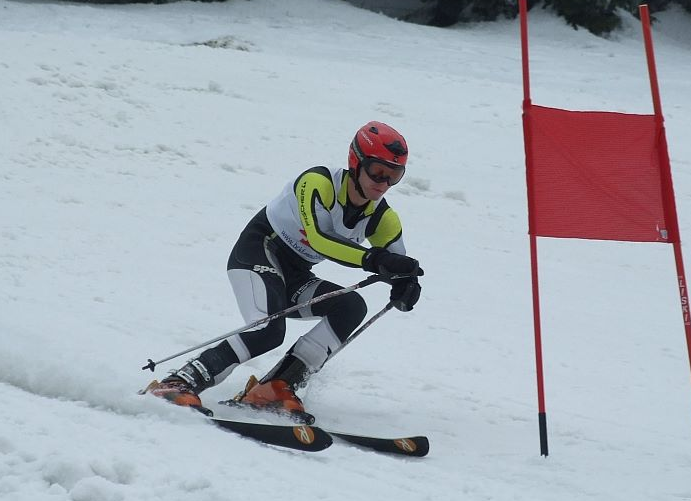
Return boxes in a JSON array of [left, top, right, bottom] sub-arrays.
[[366, 187, 387, 200]]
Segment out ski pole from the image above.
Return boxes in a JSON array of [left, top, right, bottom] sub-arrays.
[[141, 274, 388, 372], [327, 300, 395, 361]]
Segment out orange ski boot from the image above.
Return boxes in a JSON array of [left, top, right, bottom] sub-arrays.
[[235, 375, 314, 424], [142, 378, 203, 408]]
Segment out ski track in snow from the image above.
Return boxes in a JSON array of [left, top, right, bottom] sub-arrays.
[[2, 1, 691, 500]]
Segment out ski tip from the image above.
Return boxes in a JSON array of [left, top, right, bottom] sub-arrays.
[[328, 432, 430, 457], [393, 436, 429, 457], [137, 379, 159, 395]]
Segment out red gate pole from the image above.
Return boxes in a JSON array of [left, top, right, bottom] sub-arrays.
[[520, 0, 549, 457], [639, 5, 691, 384]]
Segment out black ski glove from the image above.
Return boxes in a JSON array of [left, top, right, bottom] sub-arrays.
[[362, 248, 423, 312], [362, 248, 423, 277], [390, 277, 421, 312]]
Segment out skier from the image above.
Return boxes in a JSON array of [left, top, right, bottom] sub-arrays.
[[146, 121, 423, 417]]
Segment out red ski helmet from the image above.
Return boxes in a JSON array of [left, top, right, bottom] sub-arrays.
[[348, 121, 408, 174]]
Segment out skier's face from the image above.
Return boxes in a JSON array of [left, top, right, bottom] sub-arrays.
[[362, 160, 405, 187], [358, 167, 391, 200], [358, 160, 405, 200]]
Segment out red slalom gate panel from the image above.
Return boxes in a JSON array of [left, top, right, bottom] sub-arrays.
[[525, 104, 671, 243]]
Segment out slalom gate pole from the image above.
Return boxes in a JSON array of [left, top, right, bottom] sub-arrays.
[[520, 0, 549, 457], [142, 274, 388, 371], [640, 4, 691, 382]]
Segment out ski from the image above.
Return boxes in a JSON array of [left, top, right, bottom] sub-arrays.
[[217, 399, 428, 456], [141, 385, 428, 456], [212, 415, 429, 457], [325, 430, 429, 457], [210, 417, 333, 452]]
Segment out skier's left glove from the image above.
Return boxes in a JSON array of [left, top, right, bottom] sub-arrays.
[[362, 248, 423, 278], [390, 277, 421, 312]]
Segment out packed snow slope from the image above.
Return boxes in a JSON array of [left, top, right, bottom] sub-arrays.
[[2, 1, 691, 500]]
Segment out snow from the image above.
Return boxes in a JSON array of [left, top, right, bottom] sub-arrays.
[[1, 0, 691, 499]]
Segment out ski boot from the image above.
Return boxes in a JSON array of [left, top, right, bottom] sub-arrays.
[[142, 378, 203, 407], [141, 359, 214, 415], [227, 375, 315, 425]]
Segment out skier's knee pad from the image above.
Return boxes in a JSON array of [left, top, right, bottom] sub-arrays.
[[325, 291, 367, 342]]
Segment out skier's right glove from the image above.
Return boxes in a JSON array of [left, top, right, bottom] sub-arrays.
[[390, 277, 421, 312], [362, 248, 423, 278]]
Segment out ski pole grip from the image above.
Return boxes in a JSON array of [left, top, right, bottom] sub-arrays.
[[358, 274, 387, 288], [373, 268, 424, 285], [357, 270, 422, 289]]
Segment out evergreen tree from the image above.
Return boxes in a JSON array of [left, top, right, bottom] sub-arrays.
[[543, 0, 628, 35], [675, 0, 691, 13], [423, 0, 691, 35]]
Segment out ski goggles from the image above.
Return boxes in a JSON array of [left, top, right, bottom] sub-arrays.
[[362, 159, 406, 186]]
